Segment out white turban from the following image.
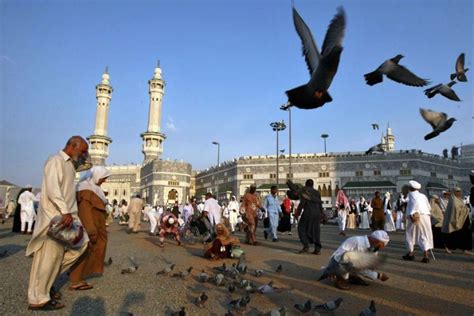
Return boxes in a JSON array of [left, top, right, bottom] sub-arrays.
[[370, 230, 390, 246], [409, 180, 421, 190], [168, 217, 175, 225]]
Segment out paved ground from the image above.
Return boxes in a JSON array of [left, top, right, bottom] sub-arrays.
[[0, 219, 473, 316]]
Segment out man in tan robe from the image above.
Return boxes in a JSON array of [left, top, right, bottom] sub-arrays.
[[370, 191, 384, 230], [127, 194, 144, 233], [26, 136, 90, 311], [242, 185, 261, 245]]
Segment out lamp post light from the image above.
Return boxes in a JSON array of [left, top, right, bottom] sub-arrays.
[[270, 120, 287, 195], [280, 105, 292, 179], [321, 134, 329, 155]]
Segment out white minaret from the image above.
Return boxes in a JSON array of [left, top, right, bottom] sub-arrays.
[[141, 61, 166, 163], [385, 124, 395, 151], [87, 68, 113, 166]]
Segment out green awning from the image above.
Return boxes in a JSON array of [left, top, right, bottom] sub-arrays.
[[426, 182, 448, 189], [343, 181, 396, 189]]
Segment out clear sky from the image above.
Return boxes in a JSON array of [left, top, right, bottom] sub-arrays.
[[1, 0, 473, 187]]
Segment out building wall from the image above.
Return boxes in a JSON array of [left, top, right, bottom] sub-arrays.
[[101, 164, 141, 205], [195, 149, 471, 206]]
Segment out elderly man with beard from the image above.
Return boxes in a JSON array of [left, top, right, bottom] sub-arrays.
[[26, 136, 90, 311]]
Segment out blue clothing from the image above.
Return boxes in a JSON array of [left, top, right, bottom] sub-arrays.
[[264, 194, 282, 239]]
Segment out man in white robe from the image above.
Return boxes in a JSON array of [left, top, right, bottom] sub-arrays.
[[403, 180, 433, 263], [228, 196, 240, 233], [383, 192, 396, 232], [203, 192, 221, 227], [18, 185, 37, 234], [26, 136, 90, 311]]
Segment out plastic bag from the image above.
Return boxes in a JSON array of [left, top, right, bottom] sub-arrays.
[[47, 215, 85, 249]]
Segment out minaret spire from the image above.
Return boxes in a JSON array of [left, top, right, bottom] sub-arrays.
[[87, 68, 113, 165]]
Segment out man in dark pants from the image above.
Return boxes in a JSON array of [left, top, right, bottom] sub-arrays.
[[296, 179, 323, 255]]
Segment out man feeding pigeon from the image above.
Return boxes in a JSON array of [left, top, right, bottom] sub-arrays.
[[319, 230, 390, 290]]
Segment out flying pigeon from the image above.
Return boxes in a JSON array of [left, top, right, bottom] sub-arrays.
[[286, 180, 320, 202], [359, 300, 377, 316], [365, 143, 385, 155], [313, 297, 343, 312], [255, 269, 264, 277], [198, 270, 209, 283], [237, 253, 247, 274], [285, 6, 346, 109], [450, 53, 469, 82], [156, 264, 175, 275], [371, 123, 379, 130], [294, 300, 312, 313], [121, 257, 139, 274], [229, 292, 251, 310], [364, 55, 429, 87], [258, 281, 277, 294], [424, 81, 461, 101], [104, 257, 113, 267], [276, 264, 283, 273], [170, 307, 186, 316], [318, 251, 384, 281], [194, 292, 208, 308], [419, 108, 456, 140], [172, 267, 193, 279]]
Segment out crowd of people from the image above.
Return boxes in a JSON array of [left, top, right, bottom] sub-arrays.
[[1, 135, 472, 310]]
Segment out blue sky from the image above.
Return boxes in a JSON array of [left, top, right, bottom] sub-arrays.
[[1, 0, 473, 187]]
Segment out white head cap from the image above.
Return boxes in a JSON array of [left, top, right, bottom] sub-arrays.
[[168, 217, 175, 225], [370, 230, 390, 246], [384, 192, 391, 198], [25, 184, 32, 189], [409, 180, 421, 190]]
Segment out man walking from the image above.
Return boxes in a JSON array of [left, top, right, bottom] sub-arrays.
[[296, 179, 323, 254], [26, 136, 90, 311], [263, 186, 282, 242], [127, 194, 144, 233], [18, 185, 37, 234], [242, 185, 261, 245], [370, 191, 384, 230], [403, 180, 433, 263]]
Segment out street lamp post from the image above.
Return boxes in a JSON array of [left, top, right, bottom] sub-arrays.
[[212, 141, 220, 200], [270, 121, 287, 195], [321, 134, 329, 155], [280, 105, 292, 179]]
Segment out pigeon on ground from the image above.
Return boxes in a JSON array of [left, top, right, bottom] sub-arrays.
[[359, 300, 376, 316], [213, 262, 227, 273], [419, 108, 457, 140], [424, 81, 461, 101], [213, 273, 225, 286], [313, 298, 343, 312], [258, 281, 277, 294], [245, 282, 256, 293], [229, 292, 251, 310], [365, 143, 385, 155], [224, 309, 234, 316], [318, 251, 384, 281], [156, 264, 175, 275], [228, 283, 236, 293], [267, 306, 289, 316], [285, 6, 346, 109], [104, 257, 113, 267], [172, 267, 193, 279], [371, 123, 379, 130], [0, 250, 8, 258], [170, 307, 186, 316], [364, 55, 429, 87], [198, 270, 209, 283], [294, 300, 312, 313], [255, 269, 264, 277], [194, 292, 208, 308], [276, 264, 283, 273], [237, 254, 247, 274], [450, 53, 469, 82], [121, 257, 139, 274]]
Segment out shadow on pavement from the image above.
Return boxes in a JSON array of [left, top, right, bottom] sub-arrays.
[[70, 296, 106, 316]]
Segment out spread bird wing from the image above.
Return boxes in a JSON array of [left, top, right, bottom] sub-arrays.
[[385, 63, 429, 87], [424, 83, 442, 94], [340, 251, 383, 272], [321, 7, 346, 56], [419, 108, 447, 129], [441, 88, 461, 101], [292, 7, 320, 75], [456, 53, 465, 73]]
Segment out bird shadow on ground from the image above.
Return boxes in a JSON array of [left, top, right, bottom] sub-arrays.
[[70, 296, 106, 316], [0, 244, 25, 260], [117, 291, 145, 315]]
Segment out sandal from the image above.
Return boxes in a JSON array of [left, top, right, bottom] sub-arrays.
[[28, 299, 65, 310], [68, 281, 93, 291], [50, 287, 61, 300]]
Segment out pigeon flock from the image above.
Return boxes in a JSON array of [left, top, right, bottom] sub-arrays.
[[285, 5, 468, 148]]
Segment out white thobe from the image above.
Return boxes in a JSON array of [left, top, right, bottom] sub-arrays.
[[338, 206, 348, 232], [384, 199, 396, 232], [147, 208, 158, 233], [405, 191, 433, 252], [228, 201, 239, 230], [204, 198, 221, 226], [19, 190, 37, 232]]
